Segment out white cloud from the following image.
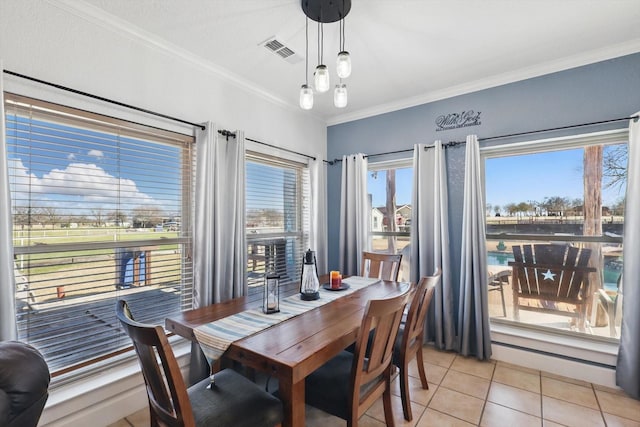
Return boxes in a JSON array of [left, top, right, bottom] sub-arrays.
[[87, 149, 104, 159], [67, 153, 76, 160], [8, 158, 157, 210]]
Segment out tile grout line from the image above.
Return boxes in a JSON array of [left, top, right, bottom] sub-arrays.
[[539, 370, 544, 427], [475, 357, 497, 426], [591, 383, 608, 426]]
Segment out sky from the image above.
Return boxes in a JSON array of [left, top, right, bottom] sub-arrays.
[[8, 113, 627, 218], [6, 114, 182, 218], [367, 146, 627, 212]]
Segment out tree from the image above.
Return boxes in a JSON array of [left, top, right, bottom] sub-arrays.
[[13, 206, 31, 229], [109, 209, 128, 226], [542, 196, 569, 217], [41, 207, 61, 229], [603, 144, 627, 191], [611, 198, 625, 216], [92, 208, 105, 227], [584, 145, 604, 324], [385, 169, 397, 254], [132, 206, 164, 228], [516, 202, 531, 218]]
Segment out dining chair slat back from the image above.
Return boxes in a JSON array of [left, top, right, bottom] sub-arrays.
[[116, 300, 283, 427], [305, 288, 413, 427], [361, 251, 402, 281], [394, 270, 441, 421]]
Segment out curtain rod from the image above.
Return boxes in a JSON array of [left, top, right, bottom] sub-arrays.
[[326, 115, 638, 165], [217, 130, 316, 161], [2, 69, 206, 130]]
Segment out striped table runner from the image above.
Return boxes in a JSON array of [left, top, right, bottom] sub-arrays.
[[194, 276, 380, 364]]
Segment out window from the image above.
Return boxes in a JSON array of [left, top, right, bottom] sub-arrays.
[[245, 152, 310, 300], [368, 159, 413, 281], [5, 93, 194, 374], [483, 130, 627, 342]]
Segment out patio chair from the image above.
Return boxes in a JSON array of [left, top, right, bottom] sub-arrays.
[[597, 273, 623, 337], [393, 270, 440, 421], [361, 251, 402, 281], [508, 244, 596, 331], [305, 288, 413, 427], [116, 300, 283, 427], [488, 269, 509, 317]]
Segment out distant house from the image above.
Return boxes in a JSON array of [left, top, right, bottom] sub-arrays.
[[396, 204, 412, 228], [373, 205, 412, 231], [371, 207, 384, 232]]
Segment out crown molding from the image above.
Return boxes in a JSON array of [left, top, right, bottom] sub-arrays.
[[327, 39, 640, 126], [42, 1, 640, 128], [45, 0, 326, 122]]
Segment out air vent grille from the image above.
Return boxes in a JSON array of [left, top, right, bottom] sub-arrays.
[[277, 47, 295, 59], [260, 36, 303, 64], [265, 39, 284, 51]]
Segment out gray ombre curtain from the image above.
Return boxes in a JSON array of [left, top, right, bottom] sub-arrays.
[[309, 157, 328, 274], [0, 64, 17, 340], [411, 142, 456, 350], [339, 153, 369, 275], [191, 123, 246, 383], [616, 113, 640, 399], [193, 123, 247, 307], [458, 135, 491, 359]]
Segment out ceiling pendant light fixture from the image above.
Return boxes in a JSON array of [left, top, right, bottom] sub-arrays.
[[334, 82, 347, 108], [314, 21, 330, 93], [299, 17, 313, 110], [300, 0, 352, 110], [336, 10, 351, 79]]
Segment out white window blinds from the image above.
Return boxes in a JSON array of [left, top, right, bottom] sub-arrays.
[[245, 152, 310, 301], [4, 93, 194, 374]]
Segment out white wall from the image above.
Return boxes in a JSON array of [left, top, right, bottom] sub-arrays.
[[0, 0, 326, 160], [0, 1, 326, 425]]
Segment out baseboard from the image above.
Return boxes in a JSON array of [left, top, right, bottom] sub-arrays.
[[490, 325, 620, 390]]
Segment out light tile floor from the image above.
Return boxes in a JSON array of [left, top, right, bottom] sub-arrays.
[[109, 345, 640, 427]]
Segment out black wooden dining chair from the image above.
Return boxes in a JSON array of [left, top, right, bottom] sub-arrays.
[[393, 270, 441, 421], [116, 300, 283, 427], [304, 288, 413, 427]]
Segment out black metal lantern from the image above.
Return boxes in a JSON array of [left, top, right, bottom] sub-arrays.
[[263, 271, 280, 314], [300, 249, 320, 301]]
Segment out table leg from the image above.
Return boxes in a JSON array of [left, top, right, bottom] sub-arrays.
[[278, 375, 305, 427]]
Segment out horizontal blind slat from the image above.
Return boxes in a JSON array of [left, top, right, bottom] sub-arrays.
[[7, 95, 194, 374]]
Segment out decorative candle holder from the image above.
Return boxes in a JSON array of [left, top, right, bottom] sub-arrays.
[[263, 271, 280, 314]]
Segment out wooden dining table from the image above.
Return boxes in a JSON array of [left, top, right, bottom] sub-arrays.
[[165, 278, 411, 427]]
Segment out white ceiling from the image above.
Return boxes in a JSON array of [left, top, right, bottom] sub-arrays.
[[78, 0, 640, 125]]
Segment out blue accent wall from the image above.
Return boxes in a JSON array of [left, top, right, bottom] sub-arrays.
[[326, 53, 640, 291]]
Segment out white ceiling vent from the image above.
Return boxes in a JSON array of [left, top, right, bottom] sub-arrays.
[[260, 36, 303, 64]]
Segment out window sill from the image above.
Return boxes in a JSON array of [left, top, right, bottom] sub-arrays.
[[41, 337, 192, 426]]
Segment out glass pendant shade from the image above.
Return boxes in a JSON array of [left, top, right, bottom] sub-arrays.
[[314, 65, 330, 93], [334, 83, 348, 108], [336, 51, 351, 78], [299, 84, 314, 110]]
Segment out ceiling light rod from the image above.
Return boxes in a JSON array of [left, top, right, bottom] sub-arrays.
[[302, 0, 351, 23], [299, 16, 313, 109]]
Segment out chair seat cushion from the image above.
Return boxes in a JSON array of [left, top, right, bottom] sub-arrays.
[[305, 350, 380, 421], [188, 369, 283, 427], [392, 324, 405, 366]]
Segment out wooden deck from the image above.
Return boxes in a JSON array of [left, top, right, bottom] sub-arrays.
[[17, 285, 182, 372]]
